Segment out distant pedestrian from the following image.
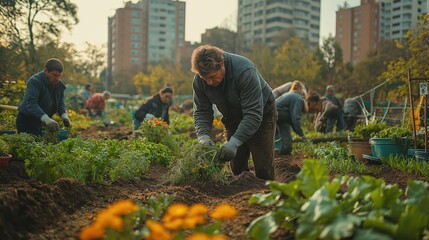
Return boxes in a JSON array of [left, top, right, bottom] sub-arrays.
[[133, 86, 173, 130], [343, 97, 362, 131], [86, 91, 110, 117], [324, 85, 344, 132]]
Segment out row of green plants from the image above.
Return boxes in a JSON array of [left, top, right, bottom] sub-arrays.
[[1, 133, 173, 184], [246, 159, 429, 240]]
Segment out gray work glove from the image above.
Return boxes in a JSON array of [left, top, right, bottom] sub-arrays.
[[61, 113, 71, 128], [145, 113, 155, 120], [197, 134, 215, 146], [41, 114, 60, 132], [218, 137, 242, 162]]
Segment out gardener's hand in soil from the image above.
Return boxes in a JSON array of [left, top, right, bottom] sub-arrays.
[[61, 113, 72, 128], [218, 137, 242, 162], [198, 135, 215, 146], [41, 114, 59, 131]]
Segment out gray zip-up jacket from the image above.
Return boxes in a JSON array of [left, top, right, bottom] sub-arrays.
[[193, 52, 274, 143], [18, 71, 67, 119]]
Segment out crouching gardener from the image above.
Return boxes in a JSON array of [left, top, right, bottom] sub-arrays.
[[16, 58, 71, 136], [191, 45, 277, 180]]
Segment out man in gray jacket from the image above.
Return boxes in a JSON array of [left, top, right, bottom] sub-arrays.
[[16, 58, 71, 136], [191, 45, 277, 180]]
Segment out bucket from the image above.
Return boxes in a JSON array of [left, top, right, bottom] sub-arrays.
[[58, 129, 68, 141], [349, 140, 372, 161], [369, 137, 406, 159]]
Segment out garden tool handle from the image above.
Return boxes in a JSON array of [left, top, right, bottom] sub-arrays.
[[0, 104, 18, 111]]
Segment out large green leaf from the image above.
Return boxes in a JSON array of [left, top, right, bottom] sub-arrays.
[[319, 214, 362, 239], [297, 160, 329, 198], [246, 212, 279, 240]]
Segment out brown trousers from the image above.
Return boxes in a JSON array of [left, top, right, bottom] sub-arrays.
[[224, 100, 277, 180]]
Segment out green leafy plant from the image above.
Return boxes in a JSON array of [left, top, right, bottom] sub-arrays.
[[246, 160, 429, 240], [136, 118, 179, 154], [0, 138, 11, 156], [351, 121, 389, 140], [165, 143, 230, 184]]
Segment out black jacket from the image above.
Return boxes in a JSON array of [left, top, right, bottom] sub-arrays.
[[134, 94, 170, 124]]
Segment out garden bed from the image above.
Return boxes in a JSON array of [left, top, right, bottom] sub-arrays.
[[0, 128, 425, 240]]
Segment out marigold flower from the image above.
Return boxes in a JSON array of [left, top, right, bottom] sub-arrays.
[[108, 199, 138, 216], [187, 233, 211, 240], [162, 215, 184, 230], [189, 203, 209, 217], [212, 234, 229, 240], [145, 220, 173, 240], [166, 203, 189, 218], [182, 215, 206, 229], [94, 210, 123, 231], [210, 203, 237, 220], [80, 224, 104, 240]]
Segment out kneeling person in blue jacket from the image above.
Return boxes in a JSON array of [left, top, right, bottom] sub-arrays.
[[16, 58, 71, 136]]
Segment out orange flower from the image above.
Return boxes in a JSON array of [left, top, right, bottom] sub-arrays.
[[80, 224, 104, 240], [95, 210, 123, 231], [162, 214, 184, 230], [108, 199, 138, 216], [145, 220, 173, 240], [182, 215, 206, 229], [166, 203, 189, 218], [210, 203, 237, 220], [212, 234, 229, 240], [189, 203, 209, 217], [187, 233, 211, 240]]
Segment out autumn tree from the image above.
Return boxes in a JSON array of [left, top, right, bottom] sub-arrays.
[[0, 0, 78, 74], [273, 36, 321, 89], [383, 14, 429, 100]]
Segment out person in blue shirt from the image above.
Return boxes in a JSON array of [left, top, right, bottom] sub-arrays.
[[16, 58, 71, 136], [133, 86, 173, 130], [275, 80, 308, 155]]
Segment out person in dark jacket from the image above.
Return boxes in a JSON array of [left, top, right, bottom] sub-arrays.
[[324, 85, 344, 132], [133, 86, 173, 130], [16, 58, 71, 136], [307, 91, 340, 133], [191, 44, 277, 180], [343, 97, 362, 131], [275, 80, 308, 155]]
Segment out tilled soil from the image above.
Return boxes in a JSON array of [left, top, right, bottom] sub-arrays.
[[0, 127, 424, 240]]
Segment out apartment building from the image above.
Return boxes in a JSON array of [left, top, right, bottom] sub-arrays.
[[107, 0, 185, 91], [379, 0, 428, 41], [336, 0, 380, 64], [237, 0, 321, 49], [336, 0, 428, 64]]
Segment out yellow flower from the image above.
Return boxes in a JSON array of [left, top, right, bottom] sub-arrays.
[[209, 203, 237, 220], [94, 210, 123, 231], [162, 214, 184, 230], [182, 215, 206, 229], [79, 224, 105, 240], [189, 203, 208, 217], [145, 220, 173, 240], [186, 233, 211, 240], [108, 199, 138, 216], [166, 203, 189, 218], [212, 234, 229, 240]]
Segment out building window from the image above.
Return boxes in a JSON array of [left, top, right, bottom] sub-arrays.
[[131, 19, 141, 25]]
